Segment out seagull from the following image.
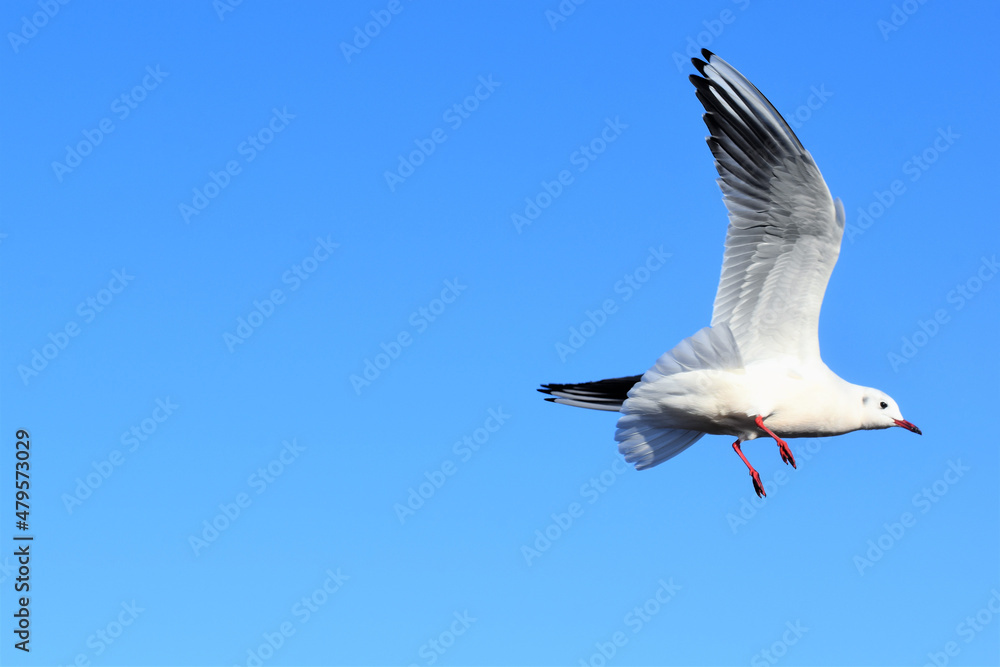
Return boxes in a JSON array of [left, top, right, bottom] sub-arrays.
[[539, 50, 921, 497]]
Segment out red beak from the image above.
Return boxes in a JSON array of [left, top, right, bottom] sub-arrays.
[[894, 419, 922, 435]]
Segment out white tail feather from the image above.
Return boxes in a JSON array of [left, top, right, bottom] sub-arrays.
[[615, 418, 705, 470], [615, 325, 743, 470]]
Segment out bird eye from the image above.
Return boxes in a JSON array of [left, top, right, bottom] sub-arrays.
[[879, 401, 888, 409]]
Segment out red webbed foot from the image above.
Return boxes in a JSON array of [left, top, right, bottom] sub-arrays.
[[778, 440, 796, 468], [754, 415, 796, 469], [750, 468, 765, 497]]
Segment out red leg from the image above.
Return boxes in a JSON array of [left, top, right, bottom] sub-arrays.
[[755, 415, 796, 469], [732, 440, 765, 498]]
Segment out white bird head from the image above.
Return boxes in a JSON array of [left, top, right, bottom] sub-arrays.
[[860, 389, 921, 434]]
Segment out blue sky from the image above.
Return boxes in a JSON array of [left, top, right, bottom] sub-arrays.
[[2, 1, 998, 665]]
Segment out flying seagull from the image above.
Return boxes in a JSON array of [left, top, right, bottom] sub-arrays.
[[539, 50, 921, 497]]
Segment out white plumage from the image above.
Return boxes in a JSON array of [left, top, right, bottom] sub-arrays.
[[540, 50, 921, 497]]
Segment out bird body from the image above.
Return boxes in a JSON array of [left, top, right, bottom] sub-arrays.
[[626, 356, 869, 440], [540, 50, 921, 496]]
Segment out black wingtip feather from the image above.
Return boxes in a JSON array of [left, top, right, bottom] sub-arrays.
[[538, 376, 642, 400], [689, 52, 806, 156]]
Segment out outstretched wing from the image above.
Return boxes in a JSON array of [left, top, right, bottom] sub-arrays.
[[691, 50, 844, 364]]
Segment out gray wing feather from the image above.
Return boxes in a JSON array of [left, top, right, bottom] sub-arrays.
[[691, 51, 844, 364]]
